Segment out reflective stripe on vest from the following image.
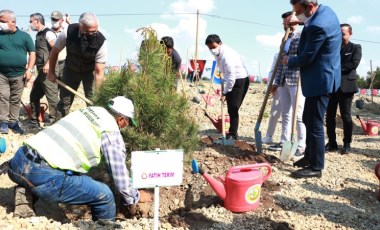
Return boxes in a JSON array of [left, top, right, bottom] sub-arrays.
[[25, 107, 119, 173]]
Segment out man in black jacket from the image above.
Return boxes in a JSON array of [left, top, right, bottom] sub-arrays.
[[325, 23, 362, 154], [47, 12, 106, 119], [28, 13, 59, 129]]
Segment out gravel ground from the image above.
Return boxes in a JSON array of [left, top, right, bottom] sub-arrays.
[[0, 81, 379, 229]]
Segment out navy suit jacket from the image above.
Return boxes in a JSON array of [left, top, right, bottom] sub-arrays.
[[288, 5, 342, 97]]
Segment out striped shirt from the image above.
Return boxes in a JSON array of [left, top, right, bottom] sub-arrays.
[[101, 131, 140, 205], [274, 30, 301, 86]]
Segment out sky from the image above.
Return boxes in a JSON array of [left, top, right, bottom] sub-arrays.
[[2, 0, 380, 78]]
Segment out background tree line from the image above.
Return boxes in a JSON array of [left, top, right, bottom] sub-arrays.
[[357, 66, 380, 89]]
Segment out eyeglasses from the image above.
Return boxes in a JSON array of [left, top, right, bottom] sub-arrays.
[[51, 18, 60, 22], [29, 19, 37, 23]]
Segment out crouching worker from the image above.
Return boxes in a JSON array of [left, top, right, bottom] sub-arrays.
[[4, 96, 153, 221]]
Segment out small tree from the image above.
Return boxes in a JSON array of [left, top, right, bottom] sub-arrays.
[[92, 27, 198, 160]]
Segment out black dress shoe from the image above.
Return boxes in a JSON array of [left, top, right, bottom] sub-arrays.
[[325, 142, 339, 152], [341, 143, 351, 155], [293, 157, 310, 168], [291, 167, 322, 179]]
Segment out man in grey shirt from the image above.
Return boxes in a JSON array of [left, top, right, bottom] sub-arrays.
[[47, 12, 107, 119]]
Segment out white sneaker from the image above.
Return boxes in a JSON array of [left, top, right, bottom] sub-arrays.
[[268, 143, 282, 151], [262, 136, 273, 144], [292, 149, 305, 161]]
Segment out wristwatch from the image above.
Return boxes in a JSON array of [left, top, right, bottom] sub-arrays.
[[27, 69, 34, 73]]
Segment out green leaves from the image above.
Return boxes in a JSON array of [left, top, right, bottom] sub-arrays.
[[93, 27, 198, 156]]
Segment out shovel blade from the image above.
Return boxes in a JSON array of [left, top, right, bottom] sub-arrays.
[[255, 130, 262, 154], [214, 138, 235, 146], [280, 141, 298, 162]]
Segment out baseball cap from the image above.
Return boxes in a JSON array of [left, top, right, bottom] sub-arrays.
[[108, 96, 137, 126], [281, 11, 292, 19], [51, 11, 63, 20]]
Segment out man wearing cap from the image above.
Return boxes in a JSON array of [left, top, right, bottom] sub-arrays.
[[5, 96, 152, 220], [28, 13, 59, 129], [47, 12, 107, 119], [50, 10, 69, 81], [269, 11, 306, 160]]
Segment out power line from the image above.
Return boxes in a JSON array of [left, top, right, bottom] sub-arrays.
[[16, 12, 380, 44], [351, 38, 380, 44], [200, 13, 279, 28]]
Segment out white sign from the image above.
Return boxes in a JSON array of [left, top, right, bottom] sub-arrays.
[[131, 149, 184, 188]]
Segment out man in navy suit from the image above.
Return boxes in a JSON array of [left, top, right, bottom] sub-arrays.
[[283, 0, 341, 178], [325, 24, 362, 155]]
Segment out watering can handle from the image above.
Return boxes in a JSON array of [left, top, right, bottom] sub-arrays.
[[41, 103, 49, 112], [226, 163, 272, 182]]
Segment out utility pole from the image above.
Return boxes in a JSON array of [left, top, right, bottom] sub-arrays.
[[193, 9, 200, 83], [258, 61, 261, 82], [369, 60, 375, 102]]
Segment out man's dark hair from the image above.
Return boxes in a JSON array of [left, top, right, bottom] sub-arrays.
[[160, 36, 174, 49], [30, 13, 45, 25], [282, 11, 292, 19], [340, 23, 352, 33], [205, 34, 222, 45], [290, 0, 318, 7]]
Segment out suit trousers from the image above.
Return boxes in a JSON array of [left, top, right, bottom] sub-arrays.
[[226, 77, 249, 136], [303, 95, 329, 170], [0, 73, 24, 124], [326, 90, 354, 144], [278, 82, 306, 151], [56, 67, 94, 119]]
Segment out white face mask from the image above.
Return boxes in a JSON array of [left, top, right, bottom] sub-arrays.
[[209, 47, 220, 57], [29, 24, 37, 31], [51, 21, 60, 29], [0, 22, 10, 32], [296, 13, 309, 22]]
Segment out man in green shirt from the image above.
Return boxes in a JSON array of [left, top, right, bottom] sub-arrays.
[[0, 9, 36, 134]]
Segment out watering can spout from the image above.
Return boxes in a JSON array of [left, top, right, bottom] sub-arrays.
[[204, 111, 219, 127], [203, 173, 227, 200], [192, 159, 226, 200], [357, 115, 368, 132]]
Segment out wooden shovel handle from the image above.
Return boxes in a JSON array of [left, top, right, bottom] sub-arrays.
[[57, 79, 94, 105], [256, 25, 292, 125]]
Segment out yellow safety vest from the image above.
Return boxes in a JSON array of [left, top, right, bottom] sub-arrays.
[[25, 107, 120, 173]]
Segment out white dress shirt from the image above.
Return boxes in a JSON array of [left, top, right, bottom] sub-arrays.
[[215, 44, 248, 94]]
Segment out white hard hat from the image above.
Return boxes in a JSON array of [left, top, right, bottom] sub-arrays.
[[108, 96, 137, 126]]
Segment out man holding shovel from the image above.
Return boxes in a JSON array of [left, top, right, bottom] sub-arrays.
[[47, 12, 107, 119], [4, 96, 152, 221], [284, 0, 341, 178], [269, 11, 306, 161], [205, 34, 250, 140]]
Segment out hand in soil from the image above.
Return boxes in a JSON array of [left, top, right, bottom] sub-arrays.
[[138, 190, 153, 203]]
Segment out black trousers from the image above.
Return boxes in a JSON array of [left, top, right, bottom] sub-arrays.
[[226, 77, 249, 136], [326, 90, 354, 144], [30, 70, 59, 121], [56, 67, 94, 119]]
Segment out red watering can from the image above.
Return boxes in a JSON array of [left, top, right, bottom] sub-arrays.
[[21, 101, 48, 122], [357, 115, 380, 136], [192, 159, 272, 212], [204, 112, 230, 134]]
